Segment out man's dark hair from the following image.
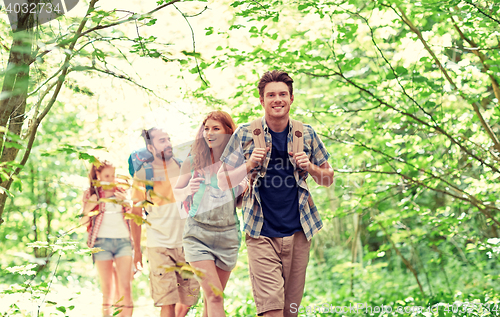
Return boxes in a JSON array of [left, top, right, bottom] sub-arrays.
[[257, 70, 294, 98], [141, 127, 160, 146]]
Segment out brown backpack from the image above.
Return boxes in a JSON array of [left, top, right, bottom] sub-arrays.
[[249, 118, 304, 155], [248, 118, 313, 207]]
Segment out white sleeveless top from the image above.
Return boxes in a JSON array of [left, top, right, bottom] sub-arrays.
[[97, 202, 129, 238]]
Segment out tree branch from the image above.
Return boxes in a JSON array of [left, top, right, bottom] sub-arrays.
[[462, 0, 500, 25], [394, 4, 500, 152], [183, 5, 209, 17], [347, 8, 441, 128], [35, 0, 182, 61], [445, 45, 500, 51], [75, 66, 156, 93], [173, 4, 208, 87], [450, 15, 500, 101], [322, 132, 500, 226], [5, 0, 100, 191], [25, 80, 58, 140], [306, 69, 500, 174], [27, 65, 64, 97]]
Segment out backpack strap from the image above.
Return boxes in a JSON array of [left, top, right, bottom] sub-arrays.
[[128, 155, 136, 178], [143, 158, 180, 193], [251, 118, 304, 153], [248, 118, 267, 193], [291, 119, 307, 180], [250, 118, 266, 149], [291, 119, 304, 154], [248, 118, 313, 206], [143, 162, 154, 193], [173, 157, 182, 168], [290, 120, 314, 206]]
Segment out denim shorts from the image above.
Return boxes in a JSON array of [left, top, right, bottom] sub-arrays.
[[93, 238, 133, 261]]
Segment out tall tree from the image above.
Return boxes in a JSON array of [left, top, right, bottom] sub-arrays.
[[0, 0, 208, 224]]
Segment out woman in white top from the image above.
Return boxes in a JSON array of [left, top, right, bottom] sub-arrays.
[[81, 161, 133, 317]]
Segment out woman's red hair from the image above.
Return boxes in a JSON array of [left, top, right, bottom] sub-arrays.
[[88, 160, 114, 196], [191, 111, 236, 173]]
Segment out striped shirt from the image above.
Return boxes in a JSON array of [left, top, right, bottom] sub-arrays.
[[220, 117, 330, 240]]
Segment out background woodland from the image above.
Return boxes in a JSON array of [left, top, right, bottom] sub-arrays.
[[1, 0, 500, 315]]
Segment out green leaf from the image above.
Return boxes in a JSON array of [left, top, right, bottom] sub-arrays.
[[146, 18, 157, 26], [230, 1, 244, 8], [229, 24, 245, 30], [181, 50, 201, 58], [395, 66, 408, 76], [412, 75, 427, 83], [0, 186, 13, 197]]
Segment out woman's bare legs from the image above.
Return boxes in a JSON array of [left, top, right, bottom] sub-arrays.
[[111, 265, 119, 303], [190, 260, 231, 317], [96, 260, 114, 317], [114, 256, 134, 317]]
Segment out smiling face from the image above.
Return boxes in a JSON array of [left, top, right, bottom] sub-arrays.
[[96, 167, 115, 183], [203, 118, 229, 149], [148, 129, 173, 162], [260, 81, 294, 121]]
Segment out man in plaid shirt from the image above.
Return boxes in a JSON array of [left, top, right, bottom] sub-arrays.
[[218, 70, 334, 317]]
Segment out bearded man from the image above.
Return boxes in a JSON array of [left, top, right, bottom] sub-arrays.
[[131, 127, 199, 317]]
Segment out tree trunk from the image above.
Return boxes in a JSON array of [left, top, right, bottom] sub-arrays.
[[0, 0, 182, 226], [0, 8, 36, 225]]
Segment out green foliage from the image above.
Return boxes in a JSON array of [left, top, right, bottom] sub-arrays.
[[214, 0, 500, 312], [2, 0, 500, 315]]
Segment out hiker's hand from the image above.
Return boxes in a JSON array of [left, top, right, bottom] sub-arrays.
[[247, 147, 269, 172], [86, 194, 98, 203], [134, 249, 143, 272], [114, 188, 127, 201], [83, 194, 98, 215], [289, 151, 310, 171], [188, 177, 204, 195]]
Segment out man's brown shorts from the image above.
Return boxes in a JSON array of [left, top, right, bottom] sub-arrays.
[[147, 247, 200, 307], [246, 231, 311, 316]]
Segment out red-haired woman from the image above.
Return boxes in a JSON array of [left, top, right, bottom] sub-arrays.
[[81, 161, 133, 317], [174, 111, 246, 317]]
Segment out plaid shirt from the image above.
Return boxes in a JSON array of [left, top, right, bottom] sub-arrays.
[[83, 188, 131, 248], [220, 117, 330, 241]]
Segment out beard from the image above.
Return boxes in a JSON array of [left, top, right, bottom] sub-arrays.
[[154, 146, 173, 161]]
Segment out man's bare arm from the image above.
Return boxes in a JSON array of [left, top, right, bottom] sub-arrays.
[[217, 163, 248, 191], [130, 206, 143, 270], [217, 147, 269, 191], [290, 151, 334, 187], [308, 161, 334, 187]]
